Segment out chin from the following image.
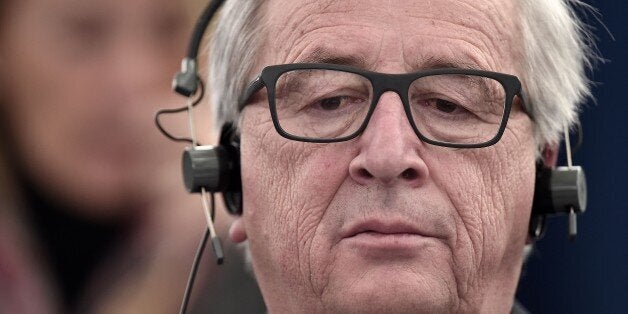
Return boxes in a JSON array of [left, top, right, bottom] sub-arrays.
[[322, 266, 456, 314], [326, 291, 454, 314]]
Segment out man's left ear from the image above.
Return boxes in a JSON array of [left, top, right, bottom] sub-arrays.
[[527, 143, 559, 244], [542, 143, 559, 168]]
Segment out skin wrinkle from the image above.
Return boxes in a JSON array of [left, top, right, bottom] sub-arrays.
[[451, 168, 484, 304], [450, 143, 513, 307], [282, 138, 354, 304], [302, 165, 347, 299], [294, 181, 333, 294], [271, 4, 353, 66], [405, 0, 509, 61], [477, 126, 532, 306], [406, 19, 494, 69], [504, 112, 533, 147], [404, 3, 514, 72], [458, 0, 516, 70], [294, 25, 493, 74], [288, 27, 376, 69], [470, 164, 492, 307], [296, 202, 320, 297], [409, 34, 490, 72], [405, 145, 482, 309], [242, 108, 304, 305], [275, 1, 505, 74]]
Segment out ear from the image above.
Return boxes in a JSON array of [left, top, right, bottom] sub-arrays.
[[229, 217, 248, 243], [541, 143, 559, 168], [526, 143, 560, 244]]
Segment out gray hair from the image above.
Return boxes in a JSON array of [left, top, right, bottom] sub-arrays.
[[208, 0, 264, 129], [208, 0, 598, 151], [519, 0, 598, 149]]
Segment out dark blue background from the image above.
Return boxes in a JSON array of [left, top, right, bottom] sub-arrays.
[[516, 1, 628, 312]]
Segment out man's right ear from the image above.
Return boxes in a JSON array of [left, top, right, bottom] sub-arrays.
[[229, 217, 248, 243]]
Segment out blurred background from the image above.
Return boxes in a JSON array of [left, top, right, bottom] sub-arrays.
[[0, 0, 263, 313], [517, 0, 628, 313]]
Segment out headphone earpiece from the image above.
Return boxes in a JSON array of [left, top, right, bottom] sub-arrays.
[[530, 161, 587, 240], [173, 58, 199, 97], [182, 123, 242, 215]]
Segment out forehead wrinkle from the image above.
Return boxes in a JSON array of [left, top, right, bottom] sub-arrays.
[[285, 23, 486, 73], [265, 0, 395, 67], [456, 0, 517, 38], [279, 21, 380, 68], [420, 33, 494, 71], [402, 0, 517, 73], [459, 0, 518, 72], [264, 0, 518, 74], [402, 20, 503, 73]]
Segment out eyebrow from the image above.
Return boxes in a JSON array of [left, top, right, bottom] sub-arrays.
[[297, 47, 369, 68], [418, 56, 482, 71]]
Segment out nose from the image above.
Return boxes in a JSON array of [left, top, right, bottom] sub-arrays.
[[349, 92, 429, 188]]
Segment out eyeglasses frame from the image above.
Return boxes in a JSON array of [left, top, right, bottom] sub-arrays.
[[239, 63, 524, 148]]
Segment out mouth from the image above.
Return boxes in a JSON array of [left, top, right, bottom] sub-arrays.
[[343, 220, 426, 238], [341, 219, 436, 257]]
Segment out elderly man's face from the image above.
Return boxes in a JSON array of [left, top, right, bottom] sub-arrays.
[[232, 0, 536, 312]]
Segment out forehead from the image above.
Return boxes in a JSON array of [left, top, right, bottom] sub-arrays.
[[260, 0, 520, 73]]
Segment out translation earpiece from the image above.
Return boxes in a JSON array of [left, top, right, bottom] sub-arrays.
[[161, 1, 236, 310], [532, 165, 587, 215], [530, 126, 588, 241], [173, 58, 199, 97], [181, 123, 242, 215]]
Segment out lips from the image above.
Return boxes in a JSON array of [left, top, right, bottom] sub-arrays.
[[342, 219, 430, 239], [338, 219, 439, 258]]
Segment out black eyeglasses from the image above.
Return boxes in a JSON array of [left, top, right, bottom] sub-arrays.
[[239, 63, 523, 148]]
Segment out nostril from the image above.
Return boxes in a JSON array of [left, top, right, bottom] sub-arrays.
[[400, 168, 419, 181], [359, 168, 373, 179]]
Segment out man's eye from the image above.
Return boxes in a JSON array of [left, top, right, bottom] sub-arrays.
[[318, 96, 347, 110], [434, 99, 459, 113]]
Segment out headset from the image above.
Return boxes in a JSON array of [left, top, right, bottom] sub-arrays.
[[529, 124, 587, 241], [164, 0, 243, 215], [156, 0, 588, 311]]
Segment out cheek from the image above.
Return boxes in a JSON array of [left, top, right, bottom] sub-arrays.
[[431, 120, 535, 289], [240, 107, 353, 293]]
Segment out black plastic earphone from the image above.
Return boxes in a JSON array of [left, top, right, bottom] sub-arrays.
[[529, 126, 587, 241], [169, 0, 244, 215], [155, 1, 236, 312], [181, 123, 242, 214]]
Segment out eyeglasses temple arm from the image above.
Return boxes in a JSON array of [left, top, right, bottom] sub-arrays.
[[238, 75, 265, 111]]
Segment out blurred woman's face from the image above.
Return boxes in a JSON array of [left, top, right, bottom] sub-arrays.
[[0, 0, 192, 218]]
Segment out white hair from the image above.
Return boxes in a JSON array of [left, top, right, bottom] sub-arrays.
[[519, 0, 599, 150], [208, 0, 598, 152]]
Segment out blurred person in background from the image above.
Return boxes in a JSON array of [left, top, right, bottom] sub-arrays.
[[0, 0, 263, 312]]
